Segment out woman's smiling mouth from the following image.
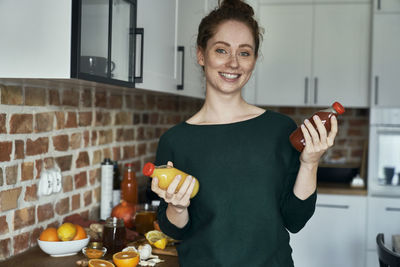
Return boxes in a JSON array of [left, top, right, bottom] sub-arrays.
[[219, 72, 241, 80]]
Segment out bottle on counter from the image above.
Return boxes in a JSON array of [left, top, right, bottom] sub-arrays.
[[112, 161, 121, 207], [142, 162, 200, 198], [121, 163, 138, 205], [100, 158, 114, 220], [289, 101, 345, 152]]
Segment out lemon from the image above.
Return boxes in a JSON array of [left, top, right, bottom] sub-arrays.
[[57, 222, 77, 241], [153, 238, 168, 249], [145, 230, 169, 249]]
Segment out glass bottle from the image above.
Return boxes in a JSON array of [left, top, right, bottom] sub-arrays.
[[102, 217, 126, 255], [121, 163, 138, 205], [112, 161, 121, 207], [289, 101, 345, 152]]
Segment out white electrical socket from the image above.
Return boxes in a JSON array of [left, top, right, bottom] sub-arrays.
[[37, 168, 62, 196]]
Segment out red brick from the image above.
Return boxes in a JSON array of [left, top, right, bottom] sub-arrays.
[[25, 87, 46, 106], [79, 111, 92, 126], [94, 187, 101, 203], [53, 135, 69, 151], [113, 147, 121, 161], [30, 227, 43, 247], [99, 130, 113, 145], [80, 210, 89, 220], [89, 168, 100, 185], [55, 111, 65, 129], [132, 160, 141, 172], [83, 131, 90, 147], [110, 93, 123, 109], [26, 137, 49, 156], [35, 159, 43, 179], [1, 85, 23, 105], [6, 165, 18, 185], [55, 155, 72, 172], [63, 175, 73, 193], [95, 111, 111, 126], [81, 89, 92, 107], [14, 140, 24, 160], [133, 113, 140, 124], [13, 232, 30, 254], [95, 91, 107, 108], [62, 89, 79, 106], [142, 113, 149, 124], [72, 194, 80, 211], [35, 112, 54, 132], [21, 162, 34, 181], [75, 171, 87, 189], [351, 149, 363, 157], [115, 112, 131, 125], [24, 184, 38, 202], [37, 203, 54, 222], [134, 94, 146, 110], [14, 206, 35, 230], [149, 141, 158, 153], [91, 131, 98, 146], [65, 112, 77, 128], [0, 114, 6, 133], [138, 143, 146, 156], [55, 197, 70, 215], [347, 128, 363, 136], [44, 157, 54, 169], [92, 150, 102, 166], [70, 133, 82, 149], [46, 221, 60, 229], [123, 145, 135, 159], [0, 216, 9, 235], [0, 238, 11, 260], [136, 127, 145, 140], [9, 114, 33, 134], [49, 89, 60, 105], [76, 151, 90, 168], [146, 94, 156, 109], [103, 148, 111, 159], [0, 141, 12, 162], [84, 190, 92, 206], [150, 113, 159, 124], [0, 167, 3, 186]]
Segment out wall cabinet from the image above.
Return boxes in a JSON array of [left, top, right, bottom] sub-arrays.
[[290, 194, 367, 267], [255, 1, 370, 107], [370, 14, 400, 107], [373, 0, 400, 13]]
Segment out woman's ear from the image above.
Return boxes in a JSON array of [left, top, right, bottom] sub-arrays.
[[197, 47, 205, 66]]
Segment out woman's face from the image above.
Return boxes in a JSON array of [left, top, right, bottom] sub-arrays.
[[197, 20, 257, 95]]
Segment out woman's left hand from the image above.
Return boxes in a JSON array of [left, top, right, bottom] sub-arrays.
[[299, 115, 338, 165]]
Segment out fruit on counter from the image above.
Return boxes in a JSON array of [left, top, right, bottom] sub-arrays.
[[39, 227, 60, 241], [113, 251, 140, 267], [142, 162, 200, 198], [145, 230, 169, 250], [111, 200, 136, 229], [73, 224, 88, 240], [88, 259, 115, 267], [57, 222, 77, 241]]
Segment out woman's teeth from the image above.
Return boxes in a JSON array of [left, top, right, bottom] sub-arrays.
[[220, 72, 239, 79]]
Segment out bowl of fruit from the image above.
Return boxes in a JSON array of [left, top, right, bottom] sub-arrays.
[[38, 222, 90, 257]]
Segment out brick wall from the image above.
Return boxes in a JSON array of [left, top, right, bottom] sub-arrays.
[[0, 80, 368, 260]]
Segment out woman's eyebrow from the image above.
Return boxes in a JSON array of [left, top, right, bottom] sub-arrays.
[[211, 41, 254, 50]]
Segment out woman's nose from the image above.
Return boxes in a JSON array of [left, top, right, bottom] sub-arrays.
[[227, 54, 239, 68]]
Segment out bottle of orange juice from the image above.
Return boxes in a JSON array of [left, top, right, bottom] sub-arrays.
[[142, 162, 199, 198]]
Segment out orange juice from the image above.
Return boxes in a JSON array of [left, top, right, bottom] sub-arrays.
[[142, 162, 199, 198]]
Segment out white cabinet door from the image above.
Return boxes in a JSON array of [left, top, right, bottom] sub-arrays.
[[290, 194, 367, 267], [256, 4, 313, 106], [136, 0, 178, 93], [312, 3, 370, 107], [374, 0, 400, 13], [371, 14, 400, 107]]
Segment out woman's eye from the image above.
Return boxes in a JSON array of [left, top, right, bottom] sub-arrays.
[[240, 51, 250, 57], [216, 48, 227, 54]]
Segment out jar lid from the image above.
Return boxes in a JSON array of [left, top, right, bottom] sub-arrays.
[[142, 162, 155, 176], [332, 102, 345, 115]]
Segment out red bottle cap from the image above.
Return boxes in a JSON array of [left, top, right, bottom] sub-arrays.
[[125, 163, 133, 168], [142, 162, 155, 176], [332, 102, 345, 115]]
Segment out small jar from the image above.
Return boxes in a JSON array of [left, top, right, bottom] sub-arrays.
[[134, 203, 158, 235], [102, 217, 126, 255]]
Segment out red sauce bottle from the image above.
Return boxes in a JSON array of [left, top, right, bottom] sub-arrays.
[[121, 163, 138, 205], [289, 101, 345, 152]]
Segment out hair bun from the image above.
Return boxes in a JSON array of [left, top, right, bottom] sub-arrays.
[[219, 0, 254, 17]]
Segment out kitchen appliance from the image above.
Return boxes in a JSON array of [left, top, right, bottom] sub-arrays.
[[368, 108, 400, 196], [80, 56, 115, 77]]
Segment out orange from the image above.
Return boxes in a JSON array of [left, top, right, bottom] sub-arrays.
[[113, 251, 139, 267], [72, 224, 87, 240], [39, 227, 60, 241], [88, 259, 115, 267], [57, 222, 77, 241]]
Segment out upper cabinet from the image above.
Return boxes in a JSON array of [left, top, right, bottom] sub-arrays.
[[0, 0, 139, 87], [255, 0, 371, 108], [370, 6, 400, 107], [373, 0, 400, 13]]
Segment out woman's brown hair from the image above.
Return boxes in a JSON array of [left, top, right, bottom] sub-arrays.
[[197, 0, 262, 57]]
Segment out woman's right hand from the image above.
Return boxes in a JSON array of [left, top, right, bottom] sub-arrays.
[[151, 161, 196, 213]]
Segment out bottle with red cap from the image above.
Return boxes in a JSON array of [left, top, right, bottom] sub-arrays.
[[121, 163, 138, 205], [142, 162, 199, 198], [289, 101, 345, 152]]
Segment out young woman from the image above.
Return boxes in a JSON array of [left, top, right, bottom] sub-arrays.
[[150, 0, 338, 266]]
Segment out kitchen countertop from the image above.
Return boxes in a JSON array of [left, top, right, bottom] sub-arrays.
[[317, 182, 367, 196], [0, 246, 179, 267]]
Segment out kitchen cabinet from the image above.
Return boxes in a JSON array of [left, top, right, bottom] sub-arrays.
[[255, 1, 370, 107], [290, 194, 367, 267], [370, 14, 400, 107], [365, 196, 400, 267], [0, 0, 139, 88], [373, 0, 400, 13]]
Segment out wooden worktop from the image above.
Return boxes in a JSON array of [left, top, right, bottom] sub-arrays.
[[317, 182, 367, 196]]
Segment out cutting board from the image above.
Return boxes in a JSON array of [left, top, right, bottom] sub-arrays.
[[127, 239, 178, 256]]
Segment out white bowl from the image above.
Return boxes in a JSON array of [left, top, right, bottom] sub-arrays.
[[37, 237, 90, 257]]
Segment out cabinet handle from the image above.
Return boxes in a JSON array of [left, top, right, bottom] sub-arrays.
[[304, 77, 309, 104], [316, 204, 349, 209], [377, 0, 381, 10], [134, 28, 144, 83], [386, 207, 400, 212], [314, 77, 318, 104], [177, 46, 185, 90], [374, 76, 379, 105]]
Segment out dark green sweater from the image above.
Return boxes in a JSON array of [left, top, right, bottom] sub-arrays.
[[155, 110, 316, 267]]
